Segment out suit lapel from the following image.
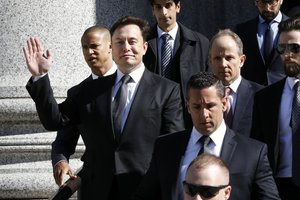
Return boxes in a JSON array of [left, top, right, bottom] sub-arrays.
[[220, 128, 237, 165], [119, 70, 155, 141], [268, 79, 286, 167], [93, 73, 116, 138], [231, 79, 250, 128], [148, 38, 158, 68], [169, 130, 192, 197]]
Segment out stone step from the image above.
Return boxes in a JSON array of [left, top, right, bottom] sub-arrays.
[[0, 132, 84, 199]]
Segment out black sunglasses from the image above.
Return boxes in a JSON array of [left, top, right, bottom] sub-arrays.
[[276, 43, 300, 55], [183, 181, 228, 198]]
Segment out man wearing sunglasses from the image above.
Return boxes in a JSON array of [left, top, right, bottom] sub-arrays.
[[183, 153, 231, 200], [251, 17, 300, 199], [133, 72, 280, 200], [235, 0, 288, 86]]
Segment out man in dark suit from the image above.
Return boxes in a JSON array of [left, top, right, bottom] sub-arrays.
[[133, 72, 280, 200], [143, 0, 209, 127], [208, 29, 263, 136], [251, 17, 300, 199], [235, 0, 288, 86], [51, 25, 117, 186], [23, 16, 185, 200]]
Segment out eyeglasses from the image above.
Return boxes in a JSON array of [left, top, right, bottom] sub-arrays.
[[256, 0, 279, 7], [183, 181, 229, 198], [276, 43, 300, 55]]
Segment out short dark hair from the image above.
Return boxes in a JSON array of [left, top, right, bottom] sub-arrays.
[[186, 72, 225, 100], [81, 25, 111, 41], [149, 0, 180, 5], [278, 17, 300, 34], [110, 16, 150, 41]]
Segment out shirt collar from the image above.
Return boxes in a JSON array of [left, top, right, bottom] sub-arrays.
[[115, 63, 145, 84], [259, 11, 282, 24], [91, 61, 117, 80], [157, 23, 178, 41], [287, 76, 300, 90], [190, 120, 227, 147], [227, 76, 242, 93]]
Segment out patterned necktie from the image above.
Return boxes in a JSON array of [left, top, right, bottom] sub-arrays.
[[113, 75, 131, 143], [161, 33, 172, 79], [197, 136, 211, 155], [263, 21, 274, 64], [224, 87, 233, 127], [291, 81, 300, 187]]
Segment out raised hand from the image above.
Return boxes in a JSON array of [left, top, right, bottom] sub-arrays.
[[23, 37, 52, 76]]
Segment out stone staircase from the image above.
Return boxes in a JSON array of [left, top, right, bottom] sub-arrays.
[[0, 97, 84, 199], [0, 132, 84, 199]]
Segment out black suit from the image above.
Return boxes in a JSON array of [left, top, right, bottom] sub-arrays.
[[250, 77, 300, 198], [235, 14, 289, 85], [251, 78, 286, 172], [230, 78, 263, 136], [133, 127, 280, 200], [143, 22, 209, 127], [51, 76, 93, 167], [26, 69, 185, 200]]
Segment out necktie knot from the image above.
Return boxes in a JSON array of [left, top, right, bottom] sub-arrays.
[[197, 136, 211, 155], [225, 86, 232, 97], [161, 33, 171, 41], [122, 74, 131, 84]]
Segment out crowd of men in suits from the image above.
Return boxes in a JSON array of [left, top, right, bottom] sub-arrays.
[[23, 0, 300, 199]]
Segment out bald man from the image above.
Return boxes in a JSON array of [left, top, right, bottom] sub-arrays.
[[51, 25, 117, 186], [184, 153, 231, 200]]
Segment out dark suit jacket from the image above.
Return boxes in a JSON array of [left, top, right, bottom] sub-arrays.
[[235, 14, 289, 86], [143, 22, 209, 127], [51, 76, 93, 167], [133, 128, 280, 200], [26, 69, 185, 200], [230, 77, 264, 136], [251, 78, 287, 174]]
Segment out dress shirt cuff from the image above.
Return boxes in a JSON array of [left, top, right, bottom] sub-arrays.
[[32, 73, 47, 82]]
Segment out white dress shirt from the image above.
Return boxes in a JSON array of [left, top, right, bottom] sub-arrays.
[[174, 121, 227, 199]]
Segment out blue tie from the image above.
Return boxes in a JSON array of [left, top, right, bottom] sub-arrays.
[[263, 22, 274, 64]]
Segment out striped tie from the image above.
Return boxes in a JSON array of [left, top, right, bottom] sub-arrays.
[[161, 33, 172, 79]]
